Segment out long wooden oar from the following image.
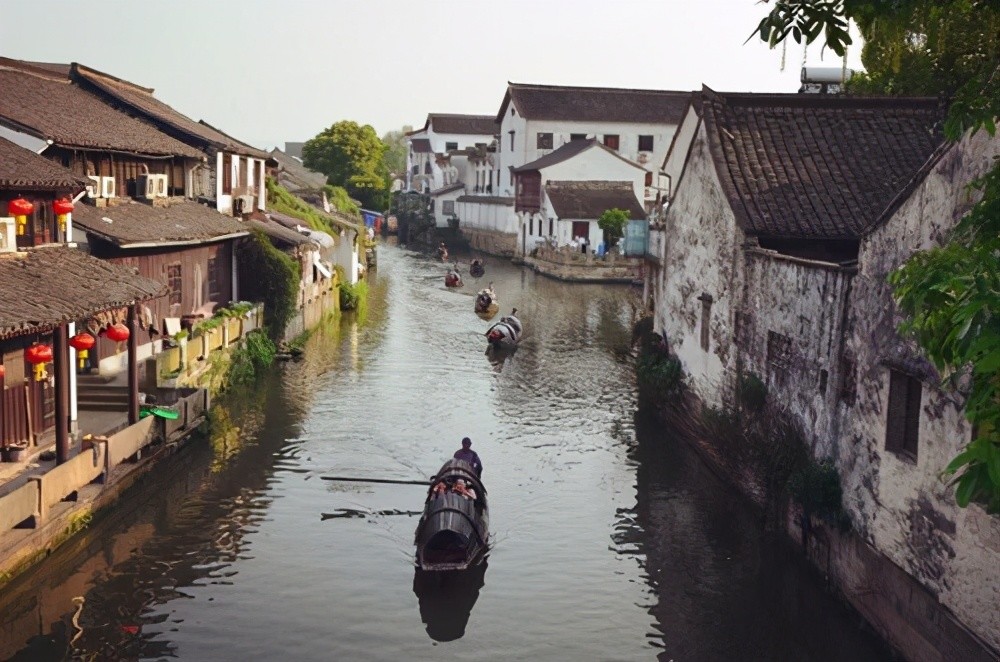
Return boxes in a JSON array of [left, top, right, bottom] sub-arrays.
[[321, 476, 429, 486]]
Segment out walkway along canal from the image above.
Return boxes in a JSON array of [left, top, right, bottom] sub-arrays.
[[0, 242, 893, 660]]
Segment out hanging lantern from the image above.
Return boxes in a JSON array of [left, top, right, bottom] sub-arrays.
[[7, 197, 34, 236], [25, 343, 53, 382], [0, 364, 5, 380], [106, 323, 130, 343], [53, 198, 74, 233], [69, 332, 95, 370]]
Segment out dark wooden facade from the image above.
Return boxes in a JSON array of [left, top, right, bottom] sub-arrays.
[[0, 192, 71, 248], [48, 147, 192, 198], [514, 171, 541, 213], [88, 239, 238, 359], [1, 337, 56, 446]]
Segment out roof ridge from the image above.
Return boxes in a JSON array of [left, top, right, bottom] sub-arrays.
[[508, 81, 692, 96], [73, 63, 155, 95], [0, 58, 71, 84]]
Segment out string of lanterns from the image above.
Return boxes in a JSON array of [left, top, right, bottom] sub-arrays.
[[18, 325, 130, 382], [6, 197, 75, 236]]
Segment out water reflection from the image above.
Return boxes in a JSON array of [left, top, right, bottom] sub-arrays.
[[412, 560, 488, 642]]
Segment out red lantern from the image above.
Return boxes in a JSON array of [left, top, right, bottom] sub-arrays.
[[53, 198, 74, 233], [68, 332, 95, 351], [25, 343, 53, 381], [0, 365, 5, 380], [70, 331, 95, 370], [7, 197, 34, 236], [53, 199, 74, 216], [106, 323, 130, 343]]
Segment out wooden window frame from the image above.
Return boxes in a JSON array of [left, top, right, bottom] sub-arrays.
[[638, 135, 654, 151], [886, 369, 921, 460], [536, 133, 553, 149], [698, 293, 713, 352], [167, 263, 182, 307], [445, 142, 458, 152], [570, 133, 587, 141], [603, 134, 620, 150]]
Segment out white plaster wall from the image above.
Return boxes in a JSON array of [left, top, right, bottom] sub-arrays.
[[496, 109, 528, 196], [840, 130, 1000, 650], [455, 200, 517, 234], [661, 105, 700, 198], [425, 126, 495, 153], [432, 189, 463, 228], [655, 123, 742, 406], [538, 147, 646, 202], [526, 118, 676, 174], [215, 150, 231, 213]]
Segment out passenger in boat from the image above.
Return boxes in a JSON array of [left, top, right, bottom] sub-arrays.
[[453, 437, 483, 476], [453, 479, 477, 501], [432, 480, 448, 496]]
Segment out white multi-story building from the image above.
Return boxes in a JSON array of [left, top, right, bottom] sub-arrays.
[[405, 113, 497, 192], [458, 82, 690, 256]]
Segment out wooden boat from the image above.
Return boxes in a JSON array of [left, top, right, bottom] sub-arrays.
[[414, 458, 488, 571], [445, 265, 463, 288], [469, 259, 485, 278], [485, 308, 522, 349], [474, 283, 498, 314]]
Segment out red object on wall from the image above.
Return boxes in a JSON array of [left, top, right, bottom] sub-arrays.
[[53, 198, 74, 215], [0, 364, 5, 379], [69, 332, 96, 351], [7, 197, 34, 217], [25, 343, 53, 364], [106, 323, 130, 342]]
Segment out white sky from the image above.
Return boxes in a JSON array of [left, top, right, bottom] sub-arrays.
[[0, 0, 863, 150]]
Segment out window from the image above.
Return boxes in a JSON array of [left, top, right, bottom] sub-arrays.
[[603, 134, 620, 150], [886, 370, 921, 460], [645, 171, 653, 187], [208, 256, 222, 302], [548, 218, 553, 236], [570, 133, 587, 141], [411, 164, 419, 175], [424, 162, 432, 174], [167, 263, 182, 307], [442, 200, 455, 215], [839, 356, 857, 404], [221, 154, 232, 194], [767, 331, 792, 377], [536, 133, 553, 149], [509, 131, 515, 151], [445, 142, 458, 152], [529, 218, 534, 235], [698, 293, 713, 351], [638, 135, 654, 151]]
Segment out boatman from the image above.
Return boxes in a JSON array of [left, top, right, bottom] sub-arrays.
[[454, 437, 483, 477]]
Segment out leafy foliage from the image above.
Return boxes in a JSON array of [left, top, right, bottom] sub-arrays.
[[788, 458, 848, 526], [755, 0, 1000, 512], [267, 177, 361, 236], [226, 330, 277, 387], [380, 126, 412, 177], [737, 371, 768, 413], [339, 278, 368, 312], [241, 230, 301, 340], [598, 208, 630, 247], [303, 120, 389, 209], [323, 184, 360, 216]]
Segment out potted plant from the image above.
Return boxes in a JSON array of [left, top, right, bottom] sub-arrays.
[[1, 440, 29, 462]]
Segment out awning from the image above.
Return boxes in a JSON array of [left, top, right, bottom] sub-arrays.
[[312, 253, 332, 279]]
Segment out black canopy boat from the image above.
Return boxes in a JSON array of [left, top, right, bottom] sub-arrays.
[[469, 259, 485, 278], [414, 458, 489, 571], [474, 282, 498, 315]]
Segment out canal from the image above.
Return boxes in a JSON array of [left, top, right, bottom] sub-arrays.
[[0, 242, 892, 661]]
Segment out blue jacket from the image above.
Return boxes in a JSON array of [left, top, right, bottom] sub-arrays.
[[453, 448, 482, 475]]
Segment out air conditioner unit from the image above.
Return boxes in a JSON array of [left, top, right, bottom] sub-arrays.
[[151, 174, 169, 197], [101, 176, 117, 198], [87, 176, 101, 198], [637, 152, 650, 164], [135, 174, 155, 200], [0, 218, 15, 252]]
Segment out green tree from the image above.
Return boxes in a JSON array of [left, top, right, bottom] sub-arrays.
[[598, 208, 631, 247], [754, 0, 1000, 511], [303, 120, 389, 209], [381, 126, 412, 178]]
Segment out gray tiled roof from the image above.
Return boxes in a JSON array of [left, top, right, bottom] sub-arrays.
[[512, 138, 645, 173], [545, 181, 645, 220], [700, 86, 945, 240], [73, 199, 248, 247], [502, 83, 692, 124], [0, 59, 203, 158], [0, 246, 166, 339], [73, 63, 270, 159], [428, 114, 497, 135], [0, 137, 90, 191]]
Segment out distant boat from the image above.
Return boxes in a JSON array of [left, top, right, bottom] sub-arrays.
[[445, 265, 463, 288], [474, 283, 498, 314], [414, 458, 489, 572], [469, 259, 485, 278], [485, 308, 522, 349]]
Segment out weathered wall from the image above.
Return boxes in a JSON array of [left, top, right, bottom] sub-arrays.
[[656, 123, 743, 407], [840, 130, 1000, 651], [738, 249, 854, 454]]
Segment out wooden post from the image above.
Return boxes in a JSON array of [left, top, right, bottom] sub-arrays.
[[53, 324, 70, 464], [127, 305, 139, 425]]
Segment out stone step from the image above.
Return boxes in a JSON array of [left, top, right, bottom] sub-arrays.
[[75, 391, 127, 404], [76, 401, 127, 412]]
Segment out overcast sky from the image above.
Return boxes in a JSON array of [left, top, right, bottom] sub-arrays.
[[1, 0, 863, 150]]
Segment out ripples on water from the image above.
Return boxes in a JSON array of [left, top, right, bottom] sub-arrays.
[[0, 242, 890, 661]]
